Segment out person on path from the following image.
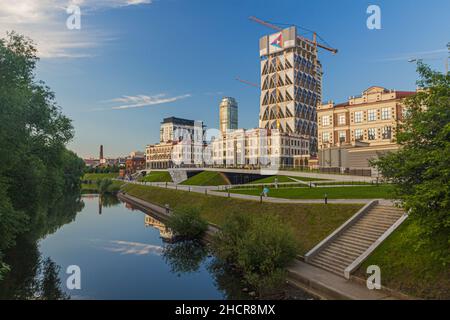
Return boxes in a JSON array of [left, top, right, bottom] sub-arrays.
[[263, 186, 269, 197]]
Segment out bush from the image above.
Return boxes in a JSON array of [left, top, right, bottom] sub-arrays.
[[96, 179, 113, 194], [166, 207, 208, 240], [213, 213, 297, 294]]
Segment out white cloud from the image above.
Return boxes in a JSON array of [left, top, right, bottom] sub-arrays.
[[0, 0, 152, 59], [102, 240, 163, 256], [96, 93, 191, 110]]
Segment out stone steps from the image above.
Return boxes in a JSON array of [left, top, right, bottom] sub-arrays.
[[308, 204, 404, 277]]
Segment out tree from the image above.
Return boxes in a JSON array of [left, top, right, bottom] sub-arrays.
[[0, 31, 84, 277], [372, 62, 450, 261]]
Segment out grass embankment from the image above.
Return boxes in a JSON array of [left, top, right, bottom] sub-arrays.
[[140, 171, 172, 183], [247, 175, 327, 184], [83, 173, 119, 180], [81, 181, 124, 194], [357, 219, 450, 299], [121, 184, 362, 255], [181, 171, 229, 186], [227, 185, 395, 199], [81, 173, 122, 193]]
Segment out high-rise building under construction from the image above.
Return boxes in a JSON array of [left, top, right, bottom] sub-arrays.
[[259, 26, 322, 153]]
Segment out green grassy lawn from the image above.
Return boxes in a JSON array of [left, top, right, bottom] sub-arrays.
[[81, 180, 125, 193], [122, 184, 362, 255], [181, 171, 229, 186], [227, 185, 395, 199], [248, 175, 329, 184], [140, 171, 172, 183], [357, 220, 450, 299], [83, 173, 118, 181]]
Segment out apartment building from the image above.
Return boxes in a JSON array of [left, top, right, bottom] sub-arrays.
[[211, 128, 309, 168], [317, 86, 415, 173]]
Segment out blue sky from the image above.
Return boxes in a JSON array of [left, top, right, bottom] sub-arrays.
[[2, 0, 449, 158]]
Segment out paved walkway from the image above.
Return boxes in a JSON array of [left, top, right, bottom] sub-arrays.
[[287, 260, 397, 300]]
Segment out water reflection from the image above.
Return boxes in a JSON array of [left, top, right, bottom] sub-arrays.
[[163, 241, 208, 275], [0, 193, 312, 300], [0, 193, 84, 300]]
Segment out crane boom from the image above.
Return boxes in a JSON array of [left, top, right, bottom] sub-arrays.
[[249, 16, 338, 54], [235, 77, 259, 88]]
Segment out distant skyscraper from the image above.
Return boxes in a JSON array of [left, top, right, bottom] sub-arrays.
[[219, 97, 238, 134], [99, 145, 104, 160], [259, 26, 322, 153]]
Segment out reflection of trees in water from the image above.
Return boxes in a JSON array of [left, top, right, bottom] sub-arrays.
[[98, 194, 121, 214], [0, 192, 84, 299], [39, 258, 69, 300], [162, 240, 248, 299], [0, 241, 69, 300], [207, 259, 250, 300], [162, 241, 208, 275]]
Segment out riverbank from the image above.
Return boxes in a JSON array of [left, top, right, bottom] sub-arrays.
[[118, 190, 401, 300], [356, 219, 450, 299], [121, 184, 362, 256]]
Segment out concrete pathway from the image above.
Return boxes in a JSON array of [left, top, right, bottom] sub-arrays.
[[121, 180, 381, 204], [287, 260, 397, 300]]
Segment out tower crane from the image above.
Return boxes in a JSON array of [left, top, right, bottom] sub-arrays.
[[249, 16, 338, 54], [249, 16, 337, 132]]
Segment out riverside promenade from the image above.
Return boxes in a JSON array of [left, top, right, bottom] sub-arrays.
[[120, 180, 393, 205], [118, 189, 402, 300]]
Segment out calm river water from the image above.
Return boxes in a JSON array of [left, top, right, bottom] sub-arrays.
[[0, 194, 312, 300]]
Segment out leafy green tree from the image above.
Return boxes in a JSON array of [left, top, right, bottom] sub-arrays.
[[372, 62, 449, 261], [213, 213, 297, 295], [0, 32, 84, 276], [166, 207, 208, 240]]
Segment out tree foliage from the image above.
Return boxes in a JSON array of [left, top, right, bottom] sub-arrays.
[[166, 207, 208, 240], [372, 62, 450, 261], [213, 213, 297, 294], [0, 32, 84, 278]]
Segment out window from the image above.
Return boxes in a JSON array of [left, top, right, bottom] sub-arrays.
[[382, 126, 392, 139], [402, 107, 410, 119], [339, 131, 346, 142], [354, 111, 363, 123], [368, 128, 376, 140], [381, 108, 391, 120], [368, 109, 377, 121], [322, 132, 330, 143], [355, 129, 364, 140], [338, 114, 346, 125], [322, 115, 330, 126]]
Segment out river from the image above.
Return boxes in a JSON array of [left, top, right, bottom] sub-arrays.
[[0, 194, 313, 300]]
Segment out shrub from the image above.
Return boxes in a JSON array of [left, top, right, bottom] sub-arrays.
[[213, 213, 297, 294], [96, 179, 113, 194], [166, 207, 208, 240]]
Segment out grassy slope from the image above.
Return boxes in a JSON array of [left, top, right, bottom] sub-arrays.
[[81, 180, 124, 193], [357, 219, 450, 299], [249, 176, 329, 184], [141, 171, 172, 183], [228, 185, 395, 199], [181, 171, 229, 186], [83, 173, 118, 180], [122, 184, 362, 255]]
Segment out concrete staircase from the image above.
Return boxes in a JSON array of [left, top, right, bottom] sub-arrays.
[[168, 169, 188, 184], [308, 204, 405, 277]]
